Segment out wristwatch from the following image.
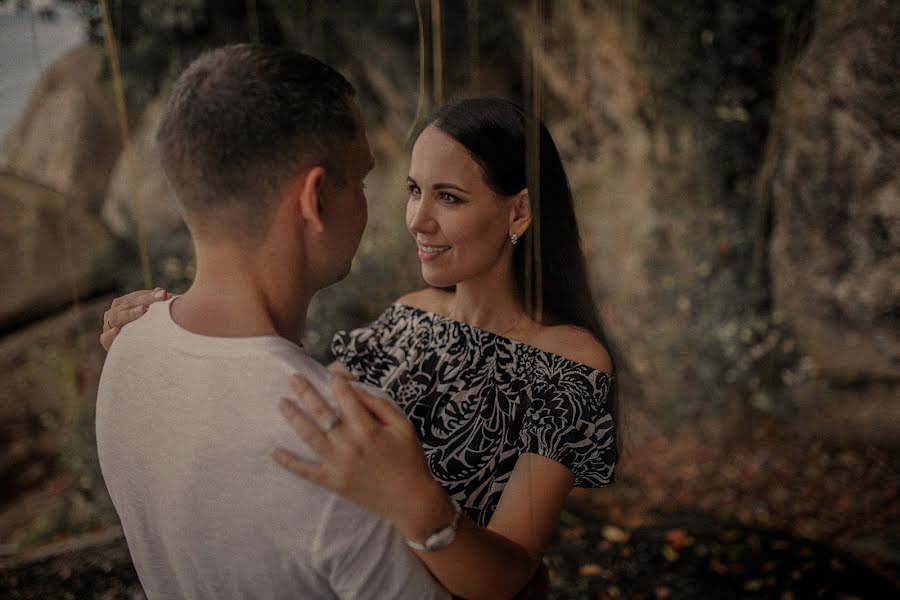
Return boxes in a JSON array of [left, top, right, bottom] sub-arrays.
[[404, 497, 463, 552]]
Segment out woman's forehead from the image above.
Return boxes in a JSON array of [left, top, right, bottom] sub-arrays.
[[410, 126, 484, 182]]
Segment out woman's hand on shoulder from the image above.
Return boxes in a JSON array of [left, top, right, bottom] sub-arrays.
[[326, 361, 357, 381], [533, 325, 612, 373], [100, 288, 169, 352], [273, 372, 438, 528]]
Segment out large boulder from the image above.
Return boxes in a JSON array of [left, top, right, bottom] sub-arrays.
[[1, 45, 122, 213], [549, 9, 668, 391], [767, 0, 900, 384], [102, 98, 183, 238], [541, 5, 749, 406], [0, 173, 116, 331]]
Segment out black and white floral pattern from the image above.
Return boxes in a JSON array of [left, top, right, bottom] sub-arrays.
[[332, 304, 617, 526]]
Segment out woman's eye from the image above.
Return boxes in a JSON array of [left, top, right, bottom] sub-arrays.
[[407, 183, 421, 196], [439, 192, 462, 204]]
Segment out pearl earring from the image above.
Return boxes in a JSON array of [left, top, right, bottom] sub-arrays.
[[510, 233, 519, 246]]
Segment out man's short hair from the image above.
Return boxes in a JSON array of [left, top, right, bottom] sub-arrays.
[[156, 44, 357, 243]]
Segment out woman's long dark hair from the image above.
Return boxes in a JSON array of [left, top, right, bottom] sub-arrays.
[[412, 97, 619, 429]]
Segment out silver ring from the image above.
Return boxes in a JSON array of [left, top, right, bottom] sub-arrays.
[[322, 413, 342, 434]]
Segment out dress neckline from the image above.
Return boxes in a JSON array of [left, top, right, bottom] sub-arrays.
[[390, 302, 613, 378]]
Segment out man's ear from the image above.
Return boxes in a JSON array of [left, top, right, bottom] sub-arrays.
[[293, 166, 327, 233], [509, 188, 532, 237]]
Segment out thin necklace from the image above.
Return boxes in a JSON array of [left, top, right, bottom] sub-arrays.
[[497, 313, 523, 338]]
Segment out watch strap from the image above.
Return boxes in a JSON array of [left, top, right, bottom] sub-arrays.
[[404, 497, 462, 552]]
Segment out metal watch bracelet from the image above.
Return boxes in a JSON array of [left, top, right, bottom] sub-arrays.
[[404, 497, 462, 552]]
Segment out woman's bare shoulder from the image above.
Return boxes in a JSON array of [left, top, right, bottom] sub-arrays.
[[393, 287, 453, 313], [530, 323, 612, 373]]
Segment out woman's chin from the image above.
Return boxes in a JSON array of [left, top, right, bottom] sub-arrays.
[[420, 267, 456, 289]]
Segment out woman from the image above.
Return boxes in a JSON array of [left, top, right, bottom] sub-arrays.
[[102, 97, 618, 599]]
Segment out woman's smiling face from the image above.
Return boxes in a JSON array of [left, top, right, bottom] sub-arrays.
[[406, 125, 514, 288]]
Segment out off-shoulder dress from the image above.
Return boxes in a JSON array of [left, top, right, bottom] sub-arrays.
[[332, 303, 617, 527]]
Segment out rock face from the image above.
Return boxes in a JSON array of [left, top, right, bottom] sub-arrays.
[[1, 46, 121, 212], [542, 8, 666, 393], [0, 298, 111, 522], [536, 2, 817, 411], [767, 0, 900, 384], [0, 173, 116, 332], [102, 98, 182, 238]]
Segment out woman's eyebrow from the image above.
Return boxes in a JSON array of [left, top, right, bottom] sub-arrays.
[[433, 182, 471, 194], [406, 176, 471, 195]]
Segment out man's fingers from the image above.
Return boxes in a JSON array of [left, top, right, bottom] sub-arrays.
[[99, 327, 120, 353], [278, 397, 331, 457], [271, 448, 331, 489]]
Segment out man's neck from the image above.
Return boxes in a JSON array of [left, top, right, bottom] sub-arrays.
[[171, 244, 312, 346]]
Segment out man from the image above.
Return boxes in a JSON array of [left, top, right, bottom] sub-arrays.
[[96, 44, 449, 599]]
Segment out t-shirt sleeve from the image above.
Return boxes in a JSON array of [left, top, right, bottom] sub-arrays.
[[518, 366, 617, 488], [314, 495, 450, 600]]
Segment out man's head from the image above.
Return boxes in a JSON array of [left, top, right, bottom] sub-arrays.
[[156, 44, 367, 260]]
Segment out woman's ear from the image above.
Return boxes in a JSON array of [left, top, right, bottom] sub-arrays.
[[294, 166, 327, 233], [509, 188, 533, 237]]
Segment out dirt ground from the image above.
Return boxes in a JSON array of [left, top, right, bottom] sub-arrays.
[[1, 401, 897, 599]]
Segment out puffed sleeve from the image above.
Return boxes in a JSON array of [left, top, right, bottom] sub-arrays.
[[518, 359, 617, 487], [330, 308, 401, 389]]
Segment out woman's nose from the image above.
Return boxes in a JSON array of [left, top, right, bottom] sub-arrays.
[[408, 198, 437, 233]]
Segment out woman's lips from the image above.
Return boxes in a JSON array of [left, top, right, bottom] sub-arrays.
[[417, 244, 450, 261]]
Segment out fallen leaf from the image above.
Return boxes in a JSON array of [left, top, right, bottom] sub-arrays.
[[744, 579, 764, 591], [601, 525, 630, 543], [664, 528, 694, 550], [710, 559, 729, 574], [579, 563, 604, 576]]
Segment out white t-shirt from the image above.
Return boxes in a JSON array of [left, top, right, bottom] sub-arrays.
[[96, 299, 449, 600]]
